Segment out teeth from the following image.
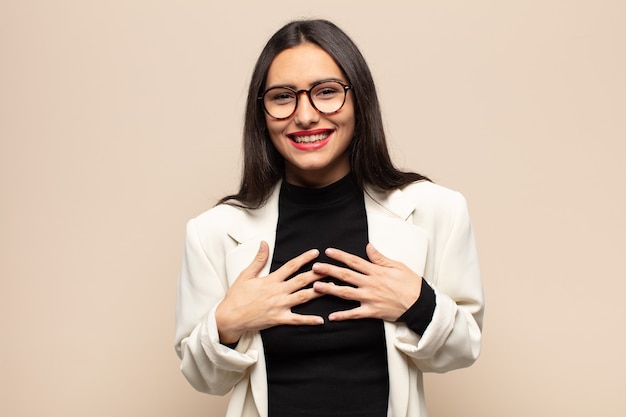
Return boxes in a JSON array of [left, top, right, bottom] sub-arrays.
[[292, 133, 329, 143]]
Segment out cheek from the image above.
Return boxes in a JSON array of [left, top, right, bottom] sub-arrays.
[[339, 111, 356, 136], [264, 118, 281, 139], [339, 101, 356, 133]]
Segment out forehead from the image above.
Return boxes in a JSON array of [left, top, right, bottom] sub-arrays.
[[266, 43, 345, 87]]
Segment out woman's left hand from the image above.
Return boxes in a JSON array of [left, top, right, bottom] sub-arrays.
[[312, 243, 423, 322]]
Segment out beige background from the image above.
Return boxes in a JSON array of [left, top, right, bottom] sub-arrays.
[[1, 0, 624, 416]]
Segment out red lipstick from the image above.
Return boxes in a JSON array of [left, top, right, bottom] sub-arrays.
[[287, 129, 333, 151]]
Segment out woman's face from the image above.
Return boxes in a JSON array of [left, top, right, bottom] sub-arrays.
[[264, 42, 355, 188]]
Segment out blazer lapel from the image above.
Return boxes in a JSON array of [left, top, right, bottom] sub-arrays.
[[222, 184, 282, 417], [365, 186, 428, 277], [224, 183, 281, 285], [223, 183, 428, 290]]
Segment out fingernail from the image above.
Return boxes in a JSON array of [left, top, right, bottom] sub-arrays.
[[325, 248, 334, 255], [310, 249, 320, 256]]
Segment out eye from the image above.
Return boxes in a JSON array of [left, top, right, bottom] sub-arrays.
[[267, 88, 296, 104], [313, 83, 341, 100]]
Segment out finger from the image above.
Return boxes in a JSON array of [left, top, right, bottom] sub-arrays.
[[286, 270, 326, 293], [242, 241, 270, 279], [324, 247, 373, 274], [313, 281, 360, 301], [328, 306, 368, 321], [365, 243, 396, 267], [283, 312, 324, 326], [287, 286, 325, 306], [274, 248, 320, 281], [312, 262, 364, 286]]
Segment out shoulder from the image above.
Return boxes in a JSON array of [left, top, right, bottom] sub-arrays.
[[366, 180, 468, 214], [366, 180, 470, 230], [181, 203, 255, 264], [397, 182, 473, 238], [186, 183, 281, 244], [187, 203, 247, 236], [399, 180, 468, 212]]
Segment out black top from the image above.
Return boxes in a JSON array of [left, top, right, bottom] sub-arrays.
[[260, 174, 436, 417]]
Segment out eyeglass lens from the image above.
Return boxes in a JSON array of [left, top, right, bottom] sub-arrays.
[[262, 81, 348, 119]]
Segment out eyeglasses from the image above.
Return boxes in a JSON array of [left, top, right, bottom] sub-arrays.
[[259, 80, 352, 120]]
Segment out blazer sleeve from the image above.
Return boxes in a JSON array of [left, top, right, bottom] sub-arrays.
[[393, 191, 484, 373], [174, 216, 259, 395]]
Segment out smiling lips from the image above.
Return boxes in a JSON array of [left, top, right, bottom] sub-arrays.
[[287, 129, 333, 150]]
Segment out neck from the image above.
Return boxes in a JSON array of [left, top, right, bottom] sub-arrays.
[[284, 158, 351, 188]]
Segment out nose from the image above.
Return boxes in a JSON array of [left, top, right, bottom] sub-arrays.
[[293, 91, 320, 127]]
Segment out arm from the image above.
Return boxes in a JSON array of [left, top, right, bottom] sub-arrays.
[[394, 191, 484, 373], [311, 190, 484, 373], [174, 217, 326, 394], [174, 218, 257, 395]]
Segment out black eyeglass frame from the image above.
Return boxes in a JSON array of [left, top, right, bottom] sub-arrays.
[[258, 80, 353, 120]]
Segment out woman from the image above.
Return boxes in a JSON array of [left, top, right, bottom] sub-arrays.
[[175, 19, 484, 417]]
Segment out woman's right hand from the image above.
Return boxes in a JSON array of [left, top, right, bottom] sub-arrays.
[[215, 241, 325, 344]]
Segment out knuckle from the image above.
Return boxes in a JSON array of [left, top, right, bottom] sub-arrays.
[[286, 313, 308, 326], [283, 258, 304, 275], [290, 274, 308, 289], [337, 269, 352, 280], [334, 285, 347, 295], [292, 290, 310, 304], [334, 269, 350, 280], [255, 248, 268, 261]]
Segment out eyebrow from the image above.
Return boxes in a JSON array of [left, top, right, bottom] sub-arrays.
[[264, 78, 347, 91]]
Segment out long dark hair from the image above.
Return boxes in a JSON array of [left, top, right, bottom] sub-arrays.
[[219, 19, 429, 208]]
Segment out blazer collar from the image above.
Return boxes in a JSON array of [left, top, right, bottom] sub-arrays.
[[363, 185, 416, 221], [226, 182, 417, 243], [364, 185, 427, 276], [226, 182, 282, 245], [224, 180, 426, 278]]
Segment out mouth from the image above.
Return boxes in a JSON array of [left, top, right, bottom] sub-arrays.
[[288, 130, 333, 144]]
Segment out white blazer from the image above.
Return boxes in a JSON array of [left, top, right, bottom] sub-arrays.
[[175, 180, 484, 417]]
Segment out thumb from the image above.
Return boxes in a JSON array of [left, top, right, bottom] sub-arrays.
[[366, 243, 393, 267], [245, 241, 270, 278]]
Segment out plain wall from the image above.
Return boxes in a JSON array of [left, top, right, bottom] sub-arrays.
[[1, 1, 624, 416]]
